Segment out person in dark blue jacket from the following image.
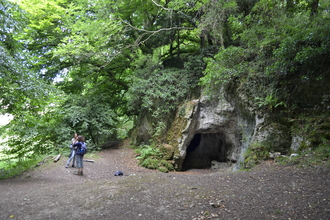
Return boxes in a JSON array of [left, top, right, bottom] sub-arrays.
[[73, 135, 86, 175]]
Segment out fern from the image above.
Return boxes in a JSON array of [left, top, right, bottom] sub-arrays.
[[135, 145, 160, 161]]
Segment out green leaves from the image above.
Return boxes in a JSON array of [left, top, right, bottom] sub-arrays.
[[255, 94, 286, 110], [127, 53, 201, 120], [200, 46, 247, 94], [62, 95, 118, 145], [1, 88, 69, 159], [13, 0, 69, 81], [200, 0, 330, 113], [135, 145, 160, 161], [1, 0, 328, 166], [0, 0, 53, 115]]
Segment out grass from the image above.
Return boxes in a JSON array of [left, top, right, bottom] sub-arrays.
[[0, 154, 45, 180], [0, 139, 109, 180], [276, 150, 330, 168], [0, 152, 17, 169]]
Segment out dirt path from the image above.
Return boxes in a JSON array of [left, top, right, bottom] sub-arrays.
[[0, 145, 329, 220]]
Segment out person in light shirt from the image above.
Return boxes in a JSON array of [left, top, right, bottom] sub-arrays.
[[65, 133, 78, 168]]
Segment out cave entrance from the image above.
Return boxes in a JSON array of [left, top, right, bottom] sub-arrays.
[[182, 133, 227, 170]]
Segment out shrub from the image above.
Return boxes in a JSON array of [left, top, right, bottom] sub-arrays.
[[135, 144, 174, 172], [243, 142, 271, 169]]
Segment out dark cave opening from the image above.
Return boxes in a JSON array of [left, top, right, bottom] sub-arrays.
[[182, 133, 227, 170], [186, 133, 201, 154]]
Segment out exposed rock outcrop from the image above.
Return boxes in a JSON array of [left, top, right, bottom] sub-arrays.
[[131, 87, 297, 171], [167, 90, 245, 170], [166, 88, 291, 171]]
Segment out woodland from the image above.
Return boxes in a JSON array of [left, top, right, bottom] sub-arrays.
[[0, 0, 330, 177]]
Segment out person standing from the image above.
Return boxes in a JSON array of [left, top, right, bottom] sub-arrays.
[[73, 135, 87, 175], [65, 133, 78, 168]]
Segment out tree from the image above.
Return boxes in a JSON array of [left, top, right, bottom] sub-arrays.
[[0, 0, 27, 113], [198, 0, 237, 48], [0, 0, 67, 159], [17, 0, 70, 81], [0, 0, 51, 115], [201, 0, 330, 110]]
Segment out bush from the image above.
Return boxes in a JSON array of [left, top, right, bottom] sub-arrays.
[[0, 155, 44, 180], [135, 145, 160, 161], [135, 144, 174, 172], [140, 157, 159, 169], [243, 142, 271, 169]]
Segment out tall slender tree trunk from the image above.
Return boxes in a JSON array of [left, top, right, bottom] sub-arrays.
[[286, 0, 294, 14], [311, 0, 319, 16]]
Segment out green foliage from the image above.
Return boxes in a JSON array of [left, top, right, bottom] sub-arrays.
[[255, 93, 286, 110], [135, 144, 174, 172], [0, 90, 71, 159], [268, 15, 330, 76], [243, 142, 271, 169], [15, 0, 131, 145], [16, 0, 70, 81], [200, 46, 247, 94], [0, 0, 74, 162], [1, 0, 330, 168], [0, 155, 44, 180], [292, 114, 330, 152], [313, 144, 330, 162], [117, 118, 134, 140], [198, 0, 238, 47], [0, 0, 26, 54], [2, 0, 207, 163], [0, 0, 44, 114], [61, 95, 118, 147], [275, 146, 330, 168], [275, 113, 330, 167], [139, 157, 160, 170], [201, 0, 330, 112], [158, 159, 174, 173], [126, 53, 202, 131], [135, 145, 160, 162]]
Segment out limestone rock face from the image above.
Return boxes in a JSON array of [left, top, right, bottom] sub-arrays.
[[250, 122, 292, 154], [131, 111, 153, 145], [171, 91, 248, 171], [132, 88, 294, 171], [169, 90, 291, 171]]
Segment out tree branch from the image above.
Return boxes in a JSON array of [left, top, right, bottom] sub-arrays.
[[120, 19, 193, 48], [150, 0, 172, 11]]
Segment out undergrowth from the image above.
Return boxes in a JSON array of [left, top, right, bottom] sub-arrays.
[[243, 142, 271, 169], [284, 113, 330, 167], [135, 144, 174, 173], [243, 113, 330, 169], [0, 155, 44, 180]]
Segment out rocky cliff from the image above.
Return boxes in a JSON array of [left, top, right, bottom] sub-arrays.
[[131, 83, 329, 171]]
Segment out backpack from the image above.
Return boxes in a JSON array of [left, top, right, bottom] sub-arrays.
[[114, 171, 123, 176], [76, 142, 87, 155]]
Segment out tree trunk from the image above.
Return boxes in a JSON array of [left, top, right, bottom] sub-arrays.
[[311, 0, 319, 16], [286, 0, 294, 14]]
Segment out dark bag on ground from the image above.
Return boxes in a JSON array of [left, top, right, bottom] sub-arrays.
[[76, 142, 87, 155], [114, 171, 123, 176]]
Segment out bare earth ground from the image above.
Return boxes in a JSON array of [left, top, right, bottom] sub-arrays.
[[0, 143, 329, 220]]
